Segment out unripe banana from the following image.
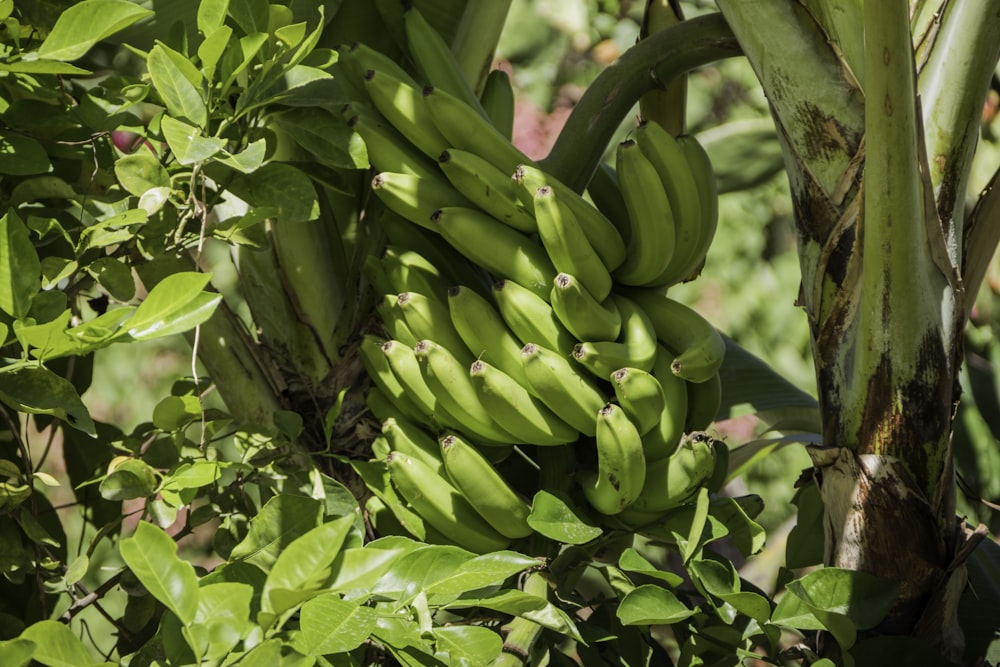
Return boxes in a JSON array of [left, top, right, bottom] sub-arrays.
[[685, 370, 722, 431], [387, 452, 511, 553], [383, 416, 445, 475], [704, 437, 730, 493], [630, 432, 715, 513], [634, 120, 703, 287], [447, 285, 533, 391], [613, 138, 675, 286], [469, 359, 579, 446], [381, 246, 451, 305], [586, 162, 630, 233], [371, 171, 472, 231], [580, 403, 646, 515], [550, 273, 622, 342], [396, 291, 473, 366], [381, 338, 437, 420], [493, 279, 577, 356], [533, 185, 613, 301], [521, 343, 606, 437], [363, 68, 449, 158], [479, 68, 515, 140], [336, 42, 419, 96], [673, 134, 719, 282], [513, 164, 626, 271], [376, 294, 418, 347], [643, 345, 689, 460], [438, 149, 537, 232], [611, 367, 665, 436], [637, 0, 686, 136], [360, 335, 428, 425], [625, 288, 725, 384], [346, 110, 440, 183], [572, 294, 658, 379], [439, 432, 533, 539], [365, 385, 401, 424], [431, 207, 556, 301], [362, 253, 395, 298]]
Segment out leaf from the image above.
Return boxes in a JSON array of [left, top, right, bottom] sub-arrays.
[[229, 494, 323, 571], [961, 537, 1000, 661], [120, 521, 200, 625], [718, 335, 819, 418], [617, 585, 698, 625], [152, 395, 203, 431], [0, 209, 41, 318], [433, 625, 503, 667], [0, 61, 90, 75], [229, 0, 269, 35], [270, 107, 368, 169], [0, 638, 35, 667], [295, 593, 378, 656], [19, 621, 90, 667], [447, 589, 583, 642], [526, 490, 602, 544], [228, 163, 319, 222], [88, 257, 135, 301], [786, 481, 825, 568], [198, 25, 233, 78], [197, 0, 229, 34], [327, 536, 423, 594], [425, 551, 541, 597], [190, 582, 253, 661], [127, 271, 221, 341], [0, 367, 96, 436], [688, 558, 771, 624], [0, 134, 50, 175], [64, 554, 88, 586], [147, 43, 206, 126], [114, 152, 170, 196], [216, 138, 267, 173], [618, 548, 684, 588], [37, 0, 153, 61], [160, 115, 225, 165], [100, 458, 158, 501], [371, 545, 475, 598]]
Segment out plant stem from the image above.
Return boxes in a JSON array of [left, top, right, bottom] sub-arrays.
[[496, 570, 550, 667]]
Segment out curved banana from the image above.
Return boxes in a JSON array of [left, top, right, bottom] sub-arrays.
[[360, 334, 429, 425], [346, 110, 440, 182], [572, 294, 658, 379], [376, 294, 418, 347], [685, 370, 722, 431], [397, 291, 473, 366], [366, 385, 401, 424], [431, 206, 556, 301], [613, 138, 675, 286], [383, 416, 445, 475], [642, 345, 689, 460], [521, 343, 606, 437], [550, 273, 622, 342], [479, 68, 515, 140], [469, 359, 579, 446], [439, 432, 533, 539], [533, 185, 613, 301], [371, 171, 471, 231], [586, 162, 630, 234], [363, 68, 449, 158], [336, 42, 420, 95], [629, 432, 715, 513], [673, 134, 719, 283], [637, 0, 686, 136], [625, 288, 726, 384], [381, 245, 451, 305], [580, 403, 646, 515], [362, 253, 395, 298], [438, 149, 537, 232], [513, 164, 626, 271], [387, 452, 511, 553], [402, 4, 485, 115], [704, 436, 730, 493], [493, 279, 577, 356], [381, 338, 438, 420], [447, 285, 533, 391], [611, 367, 665, 436]]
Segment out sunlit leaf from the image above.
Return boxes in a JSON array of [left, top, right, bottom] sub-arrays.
[[617, 585, 698, 626], [0, 367, 95, 436], [99, 458, 158, 501], [0, 637, 34, 667], [229, 494, 323, 571], [120, 522, 200, 625], [0, 209, 41, 319], [37, 0, 152, 61], [19, 621, 90, 667], [147, 43, 206, 126], [115, 152, 170, 196], [127, 272, 221, 341], [295, 593, 378, 656], [526, 490, 602, 544], [433, 625, 503, 666]]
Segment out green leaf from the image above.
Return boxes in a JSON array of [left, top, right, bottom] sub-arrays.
[[425, 551, 540, 597], [0, 638, 35, 667], [100, 458, 158, 501], [295, 593, 378, 656], [526, 490, 602, 544], [114, 152, 170, 197], [189, 582, 253, 661], [160, 115, 225, 165], [64, 554, 88, 586], [240, 65, 338, 113], [228, 162, 319, 222], [229, 0, 270, 35], [270, 107, 369, 170], [88, 257, 135, 301], [216, 138, 266, 174], [718, 336, 819, 418], [618, 585, 699, 626], [447, 589, 584, 642], [786, 481, 825, 568], [152, 395, 203, 431], [0, 134, 50, 175], [147, 43, 206, 126], [0, 209, 41, 318], [327, 536, 422, 594], [371, 545, 475, 599], [433, 625, 503, 667], [120, 521, 200, 625], [37, 0, 153, 61], [19, 621, 90, 667], [127, 271, 221, 341], [618, 548, 684, 588], [198, 25, 233, 78], [0, 61, 90, 75], [0, 367, 96, 436], [229, 494, 323, 571], [197, 0, 230, 34], [688, 559, 771, 624]]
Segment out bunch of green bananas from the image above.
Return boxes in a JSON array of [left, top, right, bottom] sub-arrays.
[[344, 4, 729, 551]]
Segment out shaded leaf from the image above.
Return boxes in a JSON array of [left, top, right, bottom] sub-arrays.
[[0, 134, 50, 175], [618, 548, 684, 588], [99, 458, 158, 501], [0, 366, 96, 435], [0, 209, 41, 319], [115, 152, 170, 196], [270, 107, 367, 169], [447, 589, 583, 642], [228, 162, 319, 222]]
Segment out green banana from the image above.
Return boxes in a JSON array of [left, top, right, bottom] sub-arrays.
[[381, 245, 451, 305], [430, 206, 556, 300], [371, 171, 472, 231], [469, 359, 579, 446], [586, 162, 630, 234], [360, 334, 429, 425], [673, 134, 719, 282], [572, 294, 658, 379], [480, 68, 515, 140], [685, 371, 722, 431], [363, 68, 450, 158], [629, 432, 715, 513], [634, 120, 703, 287], [550, 273, 622, 342], [366, 385, 401, 424], [513, 164, 626, 271], [613, 138, 675, 286], [625, 288, 726, 383], [438, 149, 537, 232], [387, 452, 511, 553], [521, 343, 606, 437], [533, 185, 613, 301], [704, 436, 730, 493], [637, 0, 687, 137], [362, 253, 395, 298], [383, 416, 445, 475], [396, 291, 473, 366], [414, 339, 516, 444], [447, 285, 534, 391], [347, 110, 440, 182], [611, 367, 665, 437], [493, 279, 577, 356], [643, 345, 689, 460], [424, 85, 531, 175], [336, 42, 419, 94], [381, 338, 437, 420], [579, 403, 646, 515], [439, 432, 533, 539], [371, 434, 391, 461], [376, 294, 418, 347]]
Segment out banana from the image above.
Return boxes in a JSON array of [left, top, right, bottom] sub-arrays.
[[382, 416, 445, 475], [586, 162, 630, 234], [643, 345, 689, 460], [424, 85, 531, 175], [704, 436, 730, 493], [371, 434, 391, 461], [381, 245, 451, 305], [336, 42, 419, 94], [611, 367, 665, 436], [493, 279, 577, 356], [430, 207, 556, 300], [469, 359, 579, 446], [366, 385, 401, 424], [360, 334, 429, 425], [376, 294, 418, 347], [363, 68, 450, 158], [637, 0, 686, 137], [414, 339, 517, 444], [624, 288, 726, 384], [381, 338, 438, 420], [480, 68, 515, 140], [533, 185, 613, 301], [571, 294, 658, 379], [550, 273, 622, 342], [387, 452, 511, 553], [437, 149, 537, 232], [629, 432, 715, 513], [612, 138, 675, 286], [362, 253, 395, 298], [634, 120, 703, 287], [673, 134, 719, 282], [396, 291, 473, 366], [685, 370, 722, 431], [439, 432, 533, 539], [579, 403, 646, 515], [447, 285, 534, 391], [347, 110, 440, 182], [371, 171, 472, 231], [521, 343, 606, 437], [513, 164, 626, 271]]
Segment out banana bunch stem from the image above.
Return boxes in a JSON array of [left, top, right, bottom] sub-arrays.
[[497, 570, 550, 667]]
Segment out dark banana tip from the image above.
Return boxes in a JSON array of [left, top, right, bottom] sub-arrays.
[[470, 359, 486, 375], [422, 85, 435, 97], [438, 150, 452, 163], [612, 368, 629, 383], [363, 69, 376, 81], [447, 285, 461, 297], [555, 273, 572, 288]]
